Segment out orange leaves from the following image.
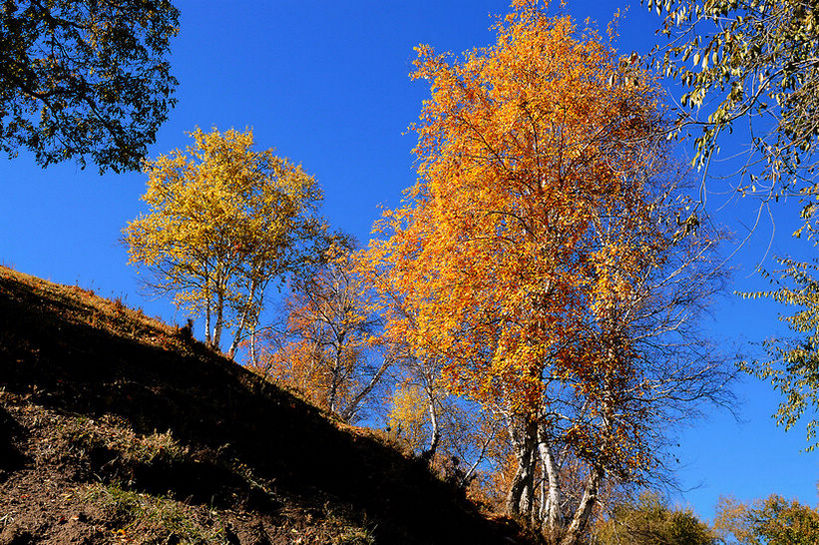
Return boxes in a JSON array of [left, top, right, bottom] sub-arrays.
[[368, 1, 674, 437], [253, 246, 388, 422], [365, 11, 733, 535], [359, 6, 733, 535]]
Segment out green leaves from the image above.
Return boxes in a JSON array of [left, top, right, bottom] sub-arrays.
[[715, 495, 819, 544], [654, 0, 819, 206], [0, 0, 179, 173], [596, 493, 719, 545], [739, 258, 819, 449]]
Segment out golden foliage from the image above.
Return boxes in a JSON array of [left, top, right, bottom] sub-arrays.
[[124, 127, 327, 353], [388, 383, 430, 452], [368, 0, 668, 443]]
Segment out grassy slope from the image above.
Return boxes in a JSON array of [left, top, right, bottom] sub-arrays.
[[0, 266, 528, 545]]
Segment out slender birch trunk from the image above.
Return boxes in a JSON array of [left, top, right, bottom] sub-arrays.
[[204, 292, 212, 346], [537, 462, 547, 530], [248, 326, 258, 367], [213, 289, 224, 348], [339, 357, 391, 423], [422, 387, 441, 462], [228, 278, 258, 358], [328, 335, 345, 415], [559, 465, 601, 545], [538, 426, 563, 538]]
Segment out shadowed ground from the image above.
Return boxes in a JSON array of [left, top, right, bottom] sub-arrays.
[[0, 266, 531, 545]]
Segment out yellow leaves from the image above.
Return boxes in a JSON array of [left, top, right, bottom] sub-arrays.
[[387, 383, 429, 451], [124, 127, 327, 348]]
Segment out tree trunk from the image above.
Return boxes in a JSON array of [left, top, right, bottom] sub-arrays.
[[228, 278, 258, 359], [328, 342, 343, 415], [559, 465, 602, 545], [537, 462, 546, 530], [538, 426, 563, 540], [505, 416, 537, 518], [421, 387, 440, 463], [505, 449, 530, 517], [205, 295, 212, 346], [248, 326, 258, 367], [520, 465, 535, 520], [213, 290, 224, 349], [339, 357, 391, 423]]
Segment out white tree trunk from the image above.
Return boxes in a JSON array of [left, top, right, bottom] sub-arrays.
[[423, 386, 441, 461], [228, 278, 258, 359], [248, 326, 259, 367], [339, 357, 391, 423], [213, 289, 224, 349], [204, 294, 212, 345], [559, 465, 602, 545], [538, 427, 563, 536]]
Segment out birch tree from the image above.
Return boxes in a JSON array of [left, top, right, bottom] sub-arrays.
[[366, 2, 733, 542], [251, 247, 391, 423], [124, 127, 328, 356]]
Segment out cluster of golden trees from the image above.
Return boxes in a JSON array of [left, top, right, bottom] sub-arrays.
[[595, 492, 819, 545], [8, 0, 819, 543], [122, 4, 733, 544]]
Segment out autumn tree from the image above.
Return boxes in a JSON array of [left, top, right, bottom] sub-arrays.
[[250, 247, 390, 423], [387, 361, 447, 460], [367, 2, 732, 543], [595, 492, 719, 545], [124, 127, 329, 356], [0, 0, 178, 172], [714, 494, 819, 544]]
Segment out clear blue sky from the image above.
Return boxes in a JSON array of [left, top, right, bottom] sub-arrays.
[[0, 0, 815, 522]]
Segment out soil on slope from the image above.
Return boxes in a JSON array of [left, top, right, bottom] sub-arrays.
[[0, 266, 530, 545]]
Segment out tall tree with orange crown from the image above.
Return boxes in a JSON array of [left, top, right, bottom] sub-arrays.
[[366, 2, 732, 543]]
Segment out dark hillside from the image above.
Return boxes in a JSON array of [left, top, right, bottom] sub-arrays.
[[0, 266, 529, 544]]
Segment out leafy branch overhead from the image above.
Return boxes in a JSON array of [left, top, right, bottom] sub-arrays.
[[0, 0, 179, 172], [739, 259, 819, 450], [655, 0, 819, 455], [653, 0, 819, 208]]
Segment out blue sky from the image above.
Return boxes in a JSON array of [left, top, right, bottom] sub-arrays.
[[0, 0, 815, 522]]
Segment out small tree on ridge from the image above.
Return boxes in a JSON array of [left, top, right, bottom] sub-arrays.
[[124, 127, 329, 356]]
